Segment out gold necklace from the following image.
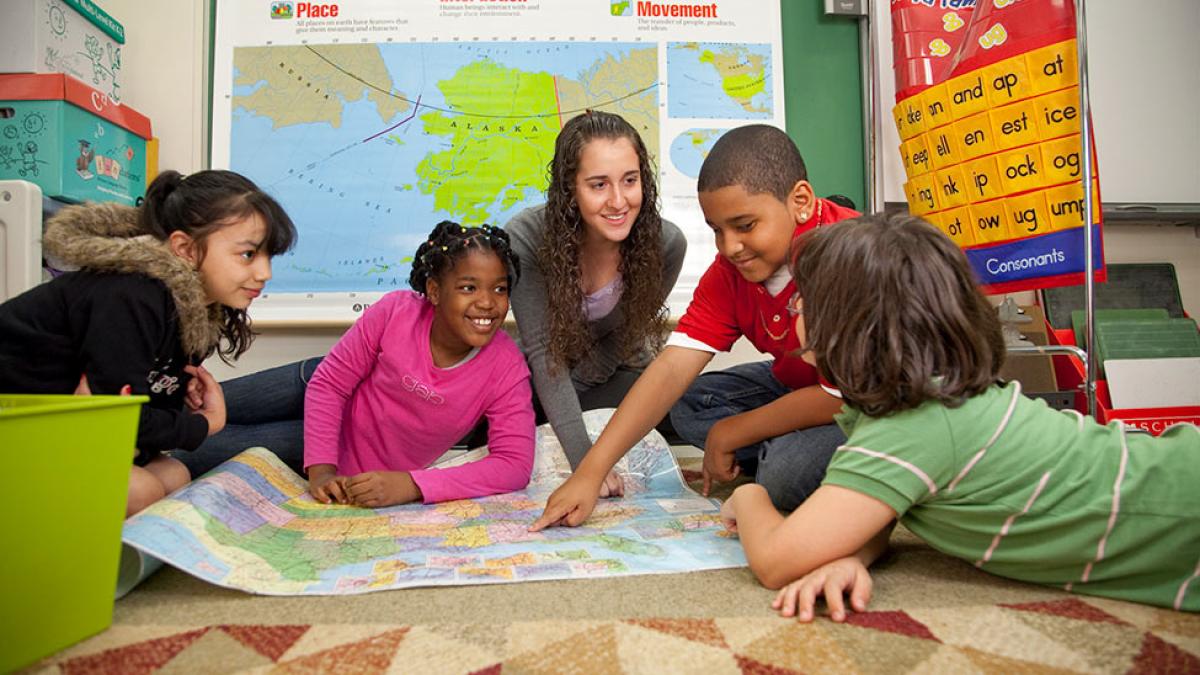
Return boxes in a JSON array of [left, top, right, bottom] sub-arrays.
[[759, 309, 790, 341]]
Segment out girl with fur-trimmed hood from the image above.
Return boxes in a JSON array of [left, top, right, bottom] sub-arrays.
[[0, 170, 296, 514]]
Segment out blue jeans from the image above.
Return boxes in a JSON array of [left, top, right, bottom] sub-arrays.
[[669, 360, 846, 512], [175, 357, 323, 478]]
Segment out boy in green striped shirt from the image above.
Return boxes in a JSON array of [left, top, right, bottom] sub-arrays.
[[720, 213, 1200, 620]]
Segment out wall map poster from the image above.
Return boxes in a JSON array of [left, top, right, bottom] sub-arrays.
[[211, 0, 784, 320]]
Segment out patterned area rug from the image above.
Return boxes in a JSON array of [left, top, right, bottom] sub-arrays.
[[30, 599, 1200, 674], [26, 460, 1200, 674]]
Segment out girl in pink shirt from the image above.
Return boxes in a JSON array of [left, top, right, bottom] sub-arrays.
[[304, 222, 535, 506]]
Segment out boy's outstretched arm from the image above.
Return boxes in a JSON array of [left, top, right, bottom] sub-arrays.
[[530, 345, 713, 530], [703, 384, 843, 493], [772, 522, 895, 621], [722, 483, 896, 589]]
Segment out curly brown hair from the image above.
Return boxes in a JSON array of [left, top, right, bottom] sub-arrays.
[[539, 111, 668, 371], [789, 212, 1006, 417]]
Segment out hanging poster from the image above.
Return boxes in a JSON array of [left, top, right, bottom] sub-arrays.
[[890, 0, 1106, 294]]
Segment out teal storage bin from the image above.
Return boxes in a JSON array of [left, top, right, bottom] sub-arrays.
[[0, 73, 151, 205], [0, 393, 146, 672]]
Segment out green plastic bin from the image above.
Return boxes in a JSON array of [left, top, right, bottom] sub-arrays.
[[0, 393, 147, 672]]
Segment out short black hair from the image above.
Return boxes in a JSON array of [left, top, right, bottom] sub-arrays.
[[408, 221, 520, 294], [697, 124, 807, 202], [825, 194, 856, 210]]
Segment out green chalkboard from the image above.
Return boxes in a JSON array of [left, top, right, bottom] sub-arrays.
[[783, 1, 866, 211]]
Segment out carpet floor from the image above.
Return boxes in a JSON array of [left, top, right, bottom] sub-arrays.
[[25, 462, 1200, 674]]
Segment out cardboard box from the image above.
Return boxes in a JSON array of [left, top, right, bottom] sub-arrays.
[[0, 394, 147, 672], [0, 0, 126, 103], [999, 304, 1059, 393], [0, 73, 151, 205]]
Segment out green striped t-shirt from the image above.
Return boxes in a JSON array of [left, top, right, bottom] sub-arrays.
[[824, 381, 1200, 611]]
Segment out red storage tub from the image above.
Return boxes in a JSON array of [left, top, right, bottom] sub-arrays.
[[1046, 323, 1200, 434]]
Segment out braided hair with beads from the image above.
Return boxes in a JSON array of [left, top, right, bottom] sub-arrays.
[[408, 221, 521, 295]]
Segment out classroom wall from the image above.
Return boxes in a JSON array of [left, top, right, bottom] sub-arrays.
[[100, 0, 208, 179], [97, 0, 1199, 381]]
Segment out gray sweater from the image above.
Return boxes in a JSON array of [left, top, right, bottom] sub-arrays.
[[505, 205, 687, 468]]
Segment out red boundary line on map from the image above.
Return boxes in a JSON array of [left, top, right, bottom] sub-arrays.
[[552, 76, 564, 128]]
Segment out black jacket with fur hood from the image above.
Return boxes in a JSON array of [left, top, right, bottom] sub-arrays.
[[0, 203, 223, 460]]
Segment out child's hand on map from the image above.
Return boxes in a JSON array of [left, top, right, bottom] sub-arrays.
[[771, 556, 874, 623], [529, 472, 601, 531], [346, 471, 422, 508], [598, 470, 624, 498], [308, 465, 351, 504]]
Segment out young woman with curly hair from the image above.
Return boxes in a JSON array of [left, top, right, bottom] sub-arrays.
[[504, 111, 686, 479]]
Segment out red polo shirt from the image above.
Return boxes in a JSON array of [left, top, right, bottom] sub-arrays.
[[674, 197, 860, 390]]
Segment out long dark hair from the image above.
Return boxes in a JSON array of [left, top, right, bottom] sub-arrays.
[[541, 110, 667, 371], [140, 169, 297, 362], [408, 221, 520, 294], [790, 212, 1006, 416]]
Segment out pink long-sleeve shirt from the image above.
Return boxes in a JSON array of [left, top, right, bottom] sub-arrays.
[[303, 290, 535, 503]]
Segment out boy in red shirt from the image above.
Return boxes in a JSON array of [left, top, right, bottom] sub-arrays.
[[532, 124, 858, 529]]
